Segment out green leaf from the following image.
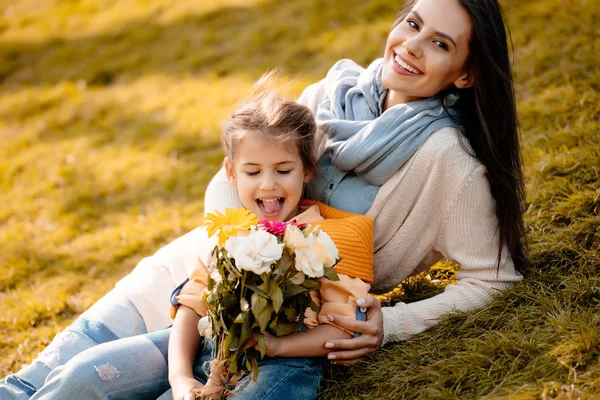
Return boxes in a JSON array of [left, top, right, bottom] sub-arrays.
[[247, 284, 269, 298], [283, 284, 309, 299], [219, 311, 229, 334], [278, 252, 293, 274], [269, 320, 298, 337], [221, 292, 239, 315], [251, 293, 272, 331], [308, 297, 320, 312], [239, 312, 253, 346], [256, 332, 266, 359], [268, 280, 284, 313], [222, 323, 239, 357], [290, 271, 305, 285], [283, 306, 297, 322], [226, 352, 239, 374], [301, 279, 321, 291], [233, 312, 245, 323], [323, 267, 340, 281]]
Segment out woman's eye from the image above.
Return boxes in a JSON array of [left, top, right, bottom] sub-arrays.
[[434, 40, 449, 51], [407, 19, 419, 30]]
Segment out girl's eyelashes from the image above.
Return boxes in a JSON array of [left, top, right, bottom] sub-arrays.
[[243, 169, 293, 176]]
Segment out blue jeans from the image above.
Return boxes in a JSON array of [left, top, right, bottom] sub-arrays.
[[0, 289, 150, 399], [23, 329, 323, 400]]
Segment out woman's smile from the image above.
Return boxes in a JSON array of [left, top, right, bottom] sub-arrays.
[[392, 51, 423, 75]]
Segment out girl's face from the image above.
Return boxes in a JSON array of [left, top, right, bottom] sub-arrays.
[[381, 0, 473, 108], [224, 133, 311, 222]]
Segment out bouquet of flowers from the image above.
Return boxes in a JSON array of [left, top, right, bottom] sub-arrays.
[[196, 208, 340, 399]]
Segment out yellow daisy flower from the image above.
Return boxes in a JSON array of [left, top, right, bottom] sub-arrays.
[[202, 208, 258, 246]]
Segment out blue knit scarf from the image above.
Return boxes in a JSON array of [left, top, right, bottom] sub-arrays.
[[315, 58, 460, 185]]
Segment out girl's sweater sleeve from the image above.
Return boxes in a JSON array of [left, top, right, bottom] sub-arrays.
[[380, 166, 522, 345]]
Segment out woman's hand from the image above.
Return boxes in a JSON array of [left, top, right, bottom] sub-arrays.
[[324, 296, 384, 365], [170, 375, 204, 400]]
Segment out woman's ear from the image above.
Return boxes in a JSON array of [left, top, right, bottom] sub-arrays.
[[224, 157, 236, 184], [454, 71, 475, 89]]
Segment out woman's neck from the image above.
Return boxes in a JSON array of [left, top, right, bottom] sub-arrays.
[[383, 90, 422, 111]]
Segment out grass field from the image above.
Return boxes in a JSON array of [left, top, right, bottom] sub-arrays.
[[1, 0, 599, 398]]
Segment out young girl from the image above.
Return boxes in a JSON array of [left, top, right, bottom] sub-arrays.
[[22, 89, 374, 400], [169, 90, 374, 400]]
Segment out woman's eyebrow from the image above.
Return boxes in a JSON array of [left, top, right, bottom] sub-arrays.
[[411, 10, 458, 48]]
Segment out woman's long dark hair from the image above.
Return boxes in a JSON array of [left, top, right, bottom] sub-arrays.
[[396, 0, 529, 272]]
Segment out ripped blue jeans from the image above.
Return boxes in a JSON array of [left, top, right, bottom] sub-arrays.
[[19, 331, 324, 400], [0, 289, 156, 399]]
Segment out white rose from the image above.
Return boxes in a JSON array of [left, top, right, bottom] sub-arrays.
[[294, 235, 324, 278], [313, 231, 338, 268], [283, 224, 309, 251], [197, 316, 213, 339], [225, 230, 283, 275]]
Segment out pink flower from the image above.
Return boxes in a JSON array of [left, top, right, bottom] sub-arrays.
[[258, 220, 306, 236]]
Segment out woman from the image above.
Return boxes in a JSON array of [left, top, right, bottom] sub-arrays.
[[204, 0, 528, 364], [0, 0, 527, 397]]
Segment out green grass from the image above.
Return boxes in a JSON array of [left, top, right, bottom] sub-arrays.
[[1, 0, 599, 398]]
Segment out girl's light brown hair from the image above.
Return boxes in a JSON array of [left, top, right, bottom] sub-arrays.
[[221, 72, 318, 177]]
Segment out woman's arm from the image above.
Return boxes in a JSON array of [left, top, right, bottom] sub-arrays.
[[203, 167, 242, 214], [378, 166, 522, 345], [168, 305, 204, 400], [326, 166, 522, 363]]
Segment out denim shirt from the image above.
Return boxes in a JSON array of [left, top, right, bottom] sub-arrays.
[[305, 152, 380, 215]]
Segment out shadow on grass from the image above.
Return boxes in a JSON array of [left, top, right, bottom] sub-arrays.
[[0, 0, 393, 88]]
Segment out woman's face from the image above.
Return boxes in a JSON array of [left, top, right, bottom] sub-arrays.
[[381, 0, 473, 108]]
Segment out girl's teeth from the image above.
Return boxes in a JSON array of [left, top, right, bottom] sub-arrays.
[[394, 55, 421, 74]]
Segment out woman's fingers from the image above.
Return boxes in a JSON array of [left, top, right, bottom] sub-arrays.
[[328, 348, 370, 365], [328, 314, 376, 335], [323, 296, 385, 364]]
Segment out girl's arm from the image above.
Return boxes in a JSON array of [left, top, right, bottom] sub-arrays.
[[263, 323, 352, 358], [168, 305, 204, 400]]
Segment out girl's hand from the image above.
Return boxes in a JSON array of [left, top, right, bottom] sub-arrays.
[[170, 375, 204, 400], [254, 331, 281, 358], [324, 296, 384, 365]]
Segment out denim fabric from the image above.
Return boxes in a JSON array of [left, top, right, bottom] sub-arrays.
[[0, 289, 148, 399], [31, 329, 172, 400], [306, 152, 380, 215], [26, 328, 323, 400], [193, 341, 325, 400]]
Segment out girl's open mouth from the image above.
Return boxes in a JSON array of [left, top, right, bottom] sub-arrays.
[[256, 197, 285, 216]]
